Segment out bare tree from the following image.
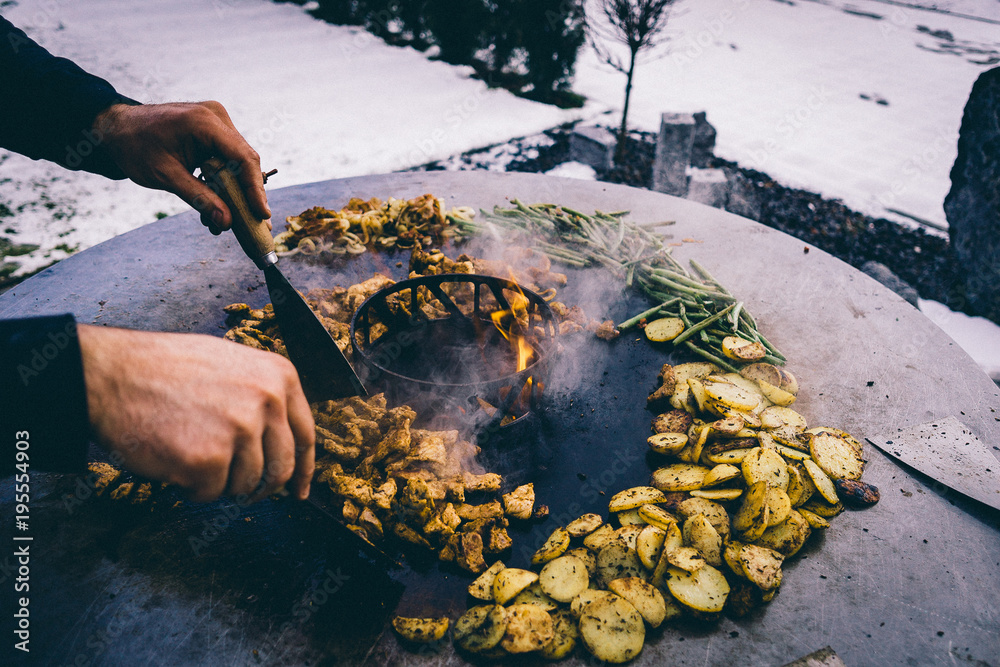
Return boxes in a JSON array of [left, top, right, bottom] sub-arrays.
[[588, 0, 677, 162]]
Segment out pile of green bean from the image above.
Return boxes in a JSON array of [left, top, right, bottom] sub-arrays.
[[449, 200, 784, 371]]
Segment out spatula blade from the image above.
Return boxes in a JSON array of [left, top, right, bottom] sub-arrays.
[[264, 264, 367, 400]]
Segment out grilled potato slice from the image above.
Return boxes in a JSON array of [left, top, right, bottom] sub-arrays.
[[608, 486, 667, 512], [798, 507, 831, 528], [756, 509, 811, 556], [565, 512, 603, 537], [615, 524, 645, 549], [760, 406, 807, 430], [651, 409, 694, 434], [742, 447, 790, 489], [645, 317, 685, 342], [566, 546, 598, 576], [583, 524, 618, 552], [648, 432, 689, 455], [808, 431, 865, 481], [608, 577, 668, 628], [636, 524, 666, 570], [531, 527, 571, 566], [682, 514, 723, 566], [690, 488, 743, 501], [539, 608, 579, 660], [703, 380, 759, 412], [501, 603, 555, 654], [651, 463, 710, 491], [801, 496, 844, 518], [493, 568, 539, 605], [802, 458, 839, 504], [510, 581, 559, 611], [665, 546, 706, 572], [664, 564, 730, 613], [722, 336, 766, 362], [597, 543, 646, 586], [786, 463, 816, 506], [738, 544, 784, 591], [614, 507, 646, 527], [570, 589, 619, 619], [757, 379, 796, 407], [702, 463, 741, 487], [637, 503, 678, 531], [539, 554, 590, 603], [806, 426, 864, 457], [467, 560, 506, 601], [454, 605, 508, 653], [706, 447, 755, 465], [578, 594, 646, 663], [765, 487, 792, 526], [392, 616, 450, 643], [739, 362, 782, 388], [733, 481, 770, 541], [676, 497, 731, 540]]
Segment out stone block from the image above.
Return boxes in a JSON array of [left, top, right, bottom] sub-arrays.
[[569, 125, 616, 172], [691, 111, 717, 168], [861, 261, 919, 307], [686, 168, 729, 209], [944, 66, 1000, 322], [652, 113, 696, 196]]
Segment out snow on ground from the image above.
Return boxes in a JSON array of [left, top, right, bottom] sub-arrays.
[[1, 0, 998, 378]]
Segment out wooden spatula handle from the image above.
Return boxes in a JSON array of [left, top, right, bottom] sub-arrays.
[[202, 157, 275, 269]]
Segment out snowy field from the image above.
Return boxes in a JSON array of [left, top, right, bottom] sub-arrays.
[[1, 0, 998, 377]]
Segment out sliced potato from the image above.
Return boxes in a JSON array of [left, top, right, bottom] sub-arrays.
[[802, 458, 839, 504], [676, 498, 731, 540], [583, 524, 618, 552], [578, 594, 645, 664], [531, 527, 571, 566], [597, 543, 646, 586], [636, 524, 666, 570], [539, 608, 579, 660], [786, 462, 816, 506], [739, 362, 782, 388], [765, 487, 792, 526], [808, 431, 865, 481], [710, 415, 745, 437], [723, 539, 746, 578], [757, 379, 796, 407], [703, 380, 759, 412], [801, 496, 844, 518], [570, 589, 618, 619], [539, 554, 590, 603], [565, 512, 604, 537], [637, 503, 678, 531], [665, 546, 706, 572], [651, 463, 710, 492], [493, 567, 539, 605], [511, 581, 559, 611], [645, 317, 685, 342], [733, 481, 770, 541], [468, 560, 506, 601], [615, 524, 645, 549], [566, 547, 598, 576], [687, 378, 711, 413], [760, 406, 807, 430], [664, 564, 730, 613], [673, 361, 720, 385], [738, 544, 784, 591], [648, 432, 689, 455], [777, 368, 799, 395], [722, 336, 766, 362], [690, 488, 743, 501], [742, 447, 790, 489], [392, 616, 450, 643], [454, 605, 508, 653], [683, 514, 723, 566], [806, 426, 864, 457], [608, 577, 668, 628], [614, 507, 646, 527], [706, 447, 755, 465], [501, 603, 555, 654], [702, 463, 741, 487], [608, 486, 667, 512], [798, 507, 831, 528], [776, 442, 811, 461], [756, 509, 811, 556]]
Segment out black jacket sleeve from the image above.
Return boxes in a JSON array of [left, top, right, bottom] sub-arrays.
[[0, 15, 140, 179], [1, 314, 90, 474]]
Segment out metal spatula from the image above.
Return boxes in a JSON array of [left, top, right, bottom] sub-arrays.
[[202, 158, 367, 401]]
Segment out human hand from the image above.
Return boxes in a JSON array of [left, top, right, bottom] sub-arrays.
[[94, 101, 270, 234], [77, 324, 315, 503]]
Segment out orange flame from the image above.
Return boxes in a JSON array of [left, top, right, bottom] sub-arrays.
[[491, 276, 535, 373]]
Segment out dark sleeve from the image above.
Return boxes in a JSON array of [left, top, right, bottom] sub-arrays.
[[1, 315, 90, 474], [0, 16, 141, 179]]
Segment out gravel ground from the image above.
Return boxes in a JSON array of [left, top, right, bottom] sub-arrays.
[[422, 125, 963, 312]]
